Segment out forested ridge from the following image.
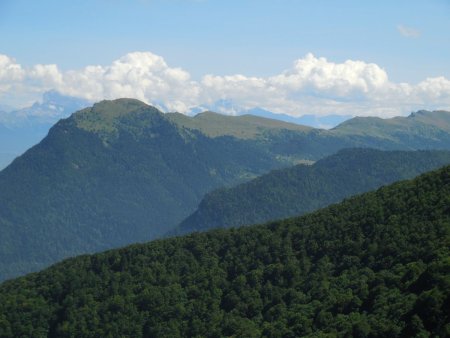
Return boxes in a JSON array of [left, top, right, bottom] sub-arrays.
[[0, 99, 306, 281], [2, 100, 450, 281], [175, 148, 450, 235], [0, 165, 448, 337]]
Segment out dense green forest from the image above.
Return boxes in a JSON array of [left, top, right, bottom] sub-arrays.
[[0, 99, 297, 280], [0, 165, 448, 337], [1, 99, 450, 281], [175, 148, 450, 235]]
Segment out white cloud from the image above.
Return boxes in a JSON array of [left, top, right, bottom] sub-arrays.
[[0, 55, 24, 93], [0, 51, 449, 117], [397, 25, 421, 38], [58, 52, 200, 112], [271, 53, 389, 94], [200, 54, 450, 117], [0, 52, 200, 112]]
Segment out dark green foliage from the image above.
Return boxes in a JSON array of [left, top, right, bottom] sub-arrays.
[[0, 166, 449, 337], [175, 148, 450, 235]]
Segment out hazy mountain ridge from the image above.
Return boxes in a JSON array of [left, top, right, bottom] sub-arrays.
[[331, 110, 450, 143], [172, 109, 450, 161], [0, 99, 311, 280], [1, 99, 450, 280], [0, 91, 90, 169], [174, 148, 450, 236], [166, 110, 312, 139], [1, 91, 449, 169], [242, 107, 352, 129], [0, 165, 448, 337]]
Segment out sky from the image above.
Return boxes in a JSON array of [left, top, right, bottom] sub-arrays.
[[0, 0, 449, 117]]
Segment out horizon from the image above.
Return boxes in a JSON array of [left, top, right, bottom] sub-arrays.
[[0, 1, 449, 118]]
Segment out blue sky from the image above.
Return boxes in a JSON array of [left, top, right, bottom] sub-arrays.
[[0, 0, 449, 116]]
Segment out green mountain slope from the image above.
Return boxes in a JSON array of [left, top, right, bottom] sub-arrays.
[[0, 99, 299, 281], [330, 110, 450, 149], [239, 110, 450, 162], [0, 166, 449, 337], [174, 149, 450, 235], [1, 101, 450, 281], [166, 111, 312, 139], [172, 109, 450, 160]]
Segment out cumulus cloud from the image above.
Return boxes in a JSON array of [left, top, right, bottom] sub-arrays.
[[397, 25, 421, 38], [0, 52, 200, 112], [0, 51, 449, 117], [0, 55, 24, 93], [200, 54, 450, 117], [271, 53, 389, 94]]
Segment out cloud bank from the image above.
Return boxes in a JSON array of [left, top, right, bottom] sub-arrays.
[[1, 51, 449, 117]]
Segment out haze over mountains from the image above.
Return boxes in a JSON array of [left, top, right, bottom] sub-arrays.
[[191, 100, 352, 128], [0, 91, 90, 169], [2, 90, 450, 170], [243, 108, 351, 129], [1, 165, 448, 337]]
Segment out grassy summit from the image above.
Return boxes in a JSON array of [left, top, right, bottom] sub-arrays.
[[74, 99, 157, 137], [331, 110, 450, 142], [167, 111, 311, 139]]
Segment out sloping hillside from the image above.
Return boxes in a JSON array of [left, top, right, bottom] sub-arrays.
[[0, 166, 448, 337], [1, 101, 450, 281], [0, 99, 295, 280], [174, 149, 450, 235]]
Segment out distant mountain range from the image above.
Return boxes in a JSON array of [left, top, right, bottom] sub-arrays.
[[241, 107, 352, 129], [173, 148, 450, 236], [1, 99, 450, 281], [190, 99, 352, 128], [2, 92, 449, 170], [0, 94, 348, 169], [0, 91, 90, 168], [1, 164, 448, 337]]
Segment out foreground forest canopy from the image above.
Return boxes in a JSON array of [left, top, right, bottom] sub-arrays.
[[0, 165, 448, 337], [175, 148, 450, 235]]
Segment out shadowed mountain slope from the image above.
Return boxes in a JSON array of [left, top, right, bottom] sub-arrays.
[[174, 148, 450, 235]]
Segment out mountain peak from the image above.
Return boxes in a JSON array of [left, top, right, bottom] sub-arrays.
[[406, 109, 450, 128], [90, 98, 149, 113], [72, 98, 161, 135], [331, 110, 450, 138], [194, 110, 222, 118]]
